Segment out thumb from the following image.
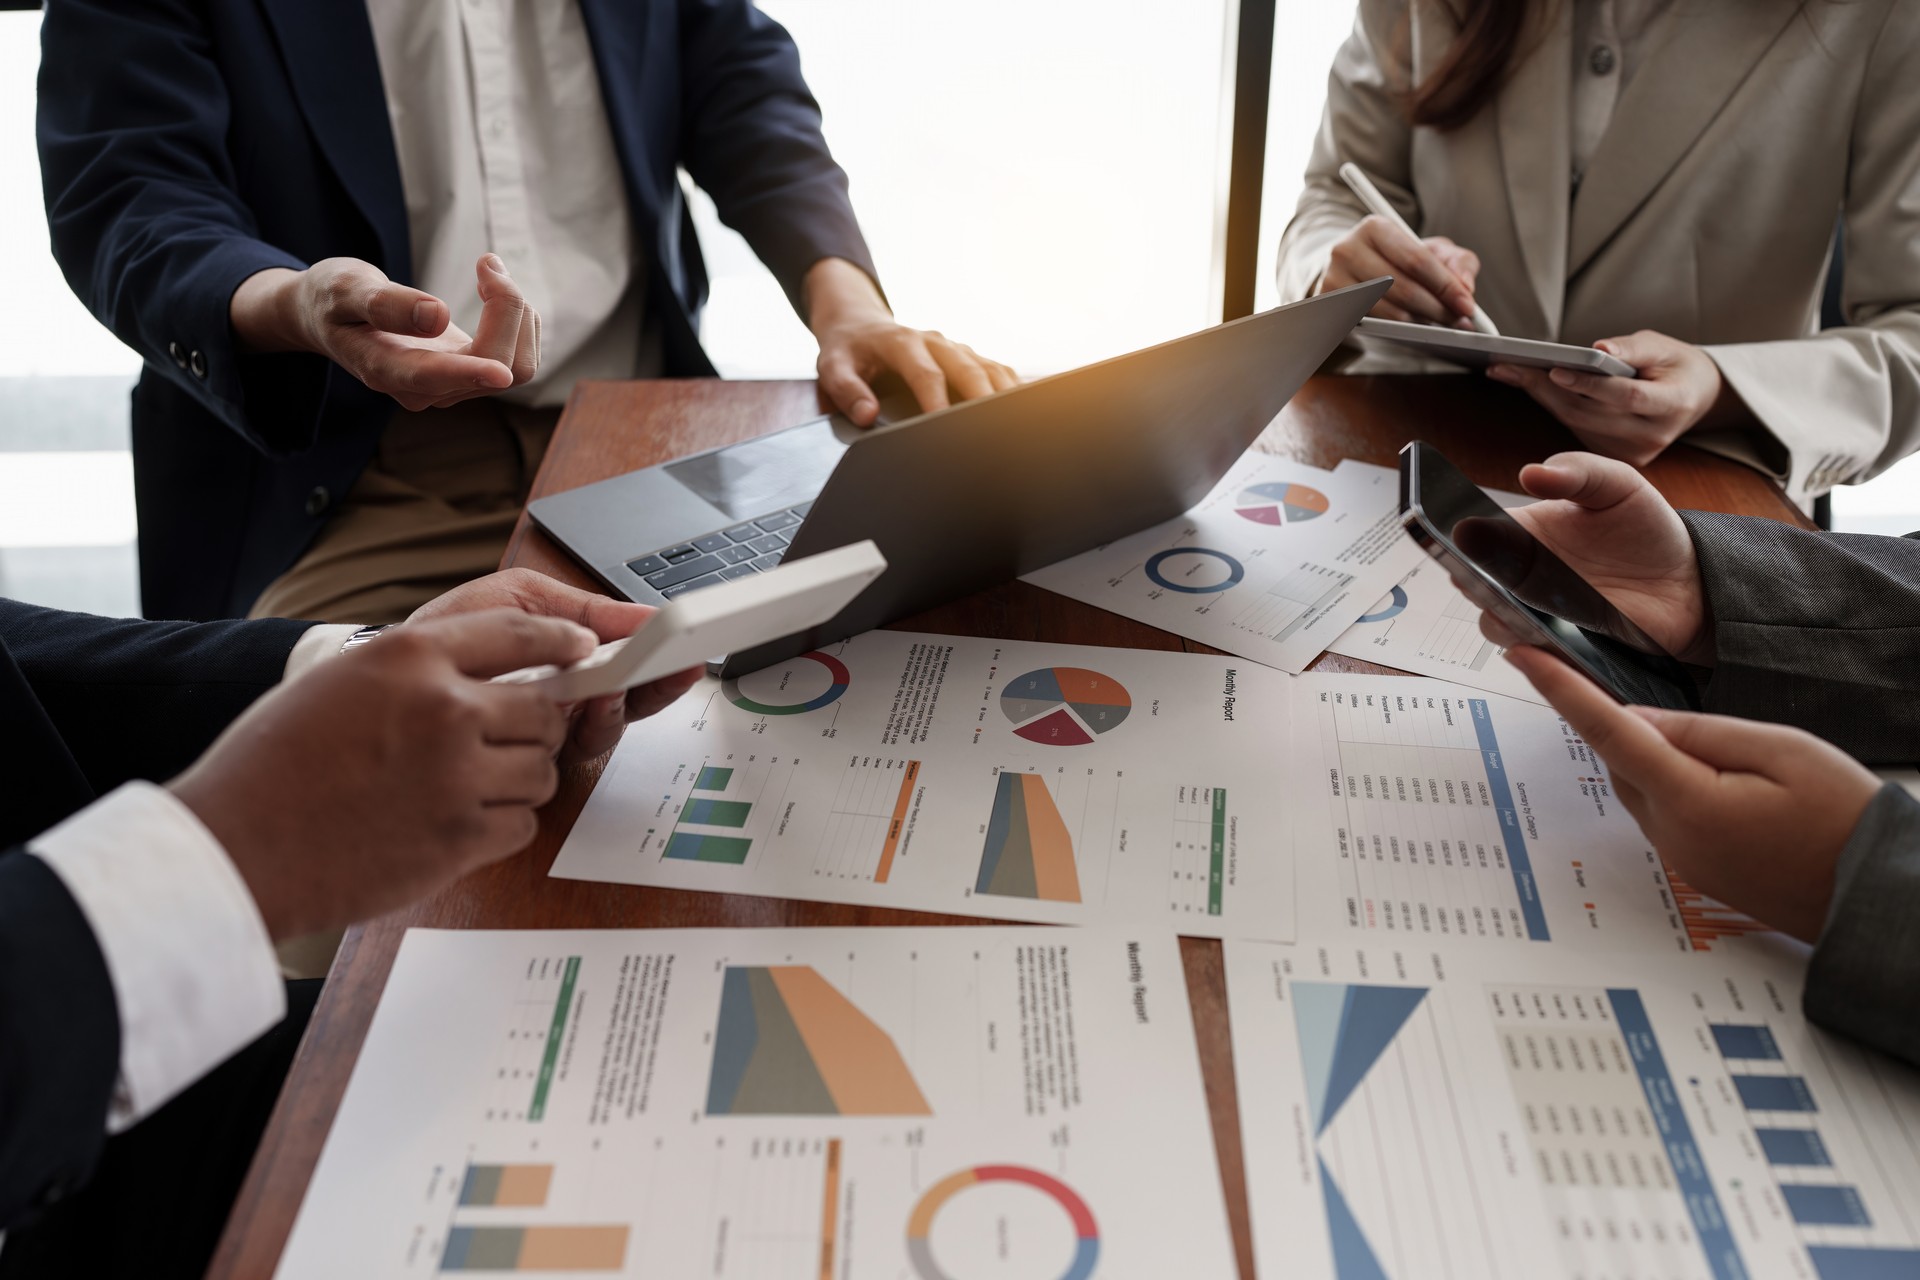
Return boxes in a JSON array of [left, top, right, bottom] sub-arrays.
[[415, 609, 599, 679], [1592, 330, 1670, 372], [1518, 452, 1648, 511], [1504, 647, 1712, 792]]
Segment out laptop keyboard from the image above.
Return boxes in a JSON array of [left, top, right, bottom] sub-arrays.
[[623, 502, 814, 599]]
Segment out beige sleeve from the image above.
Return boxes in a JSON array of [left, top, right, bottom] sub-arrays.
[[1700, 1, 1920, 504], [1274, 0, 1418, 305]]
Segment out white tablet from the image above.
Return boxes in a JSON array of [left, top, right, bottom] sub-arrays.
[[492, 540, 888, 701], [1357, 317, 1638, 378]]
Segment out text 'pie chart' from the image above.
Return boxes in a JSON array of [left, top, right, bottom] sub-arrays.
[[1236, 481, 1330, 525], [1000, 667, 1131, 746]]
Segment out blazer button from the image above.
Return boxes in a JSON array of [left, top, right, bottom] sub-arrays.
[[188, 350, 209, 380], [305, 486, 331, 516], [1589, 45, 1616, 76], [168, 341, 187, 369]]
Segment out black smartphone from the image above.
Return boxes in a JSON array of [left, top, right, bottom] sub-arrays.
[[1398, 441, 1700, 709]]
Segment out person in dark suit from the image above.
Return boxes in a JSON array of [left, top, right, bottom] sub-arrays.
[[0, 570, 697, 1279], [1464, 451, 1920, 1067], [37, 0, 1014, 625]]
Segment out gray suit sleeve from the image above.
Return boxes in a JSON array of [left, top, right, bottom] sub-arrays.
[[1805, 782, 1920, 1067], [1681, 510, 1920, 762]]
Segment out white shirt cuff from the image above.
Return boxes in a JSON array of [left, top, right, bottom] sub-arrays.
[[30, 782, 286, 1133], [284, 623, 362, 681]]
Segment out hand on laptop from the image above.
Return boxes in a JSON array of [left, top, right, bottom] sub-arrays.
[[1498, 645, 1876, 944], [805, 256, 1017, 427], [1487, 330, 1744, 466], [409, 568, 704, 765], [1471, 452, 1713, 666], [230, 253, 540, 411]]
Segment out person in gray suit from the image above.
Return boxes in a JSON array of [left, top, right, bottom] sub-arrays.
[[1469, 452, 1917, 1066]]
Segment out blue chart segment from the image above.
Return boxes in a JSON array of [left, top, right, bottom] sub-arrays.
[[723, 651, 851, 716], [1292, 983, 1429, 1280], [1469, 700, 1548, 940], [1144, 548, 1245, 594], [1356, 585, 1408, 624], [1712, 1021, 1920, 1279]]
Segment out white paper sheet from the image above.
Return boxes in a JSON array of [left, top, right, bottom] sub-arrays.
[[552, 629, 1297, 940], [1324, 486, 1544, 703], [1021, 456, 1425, 673], [275, 927, 1235, 1278], [1225, 937, 1920, 1280], [1288, 672, 1776, 953]]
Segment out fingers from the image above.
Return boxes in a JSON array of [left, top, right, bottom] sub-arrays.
[[1335, 233, 1458, 325], [818, 348, 880, 426], [415, 609, 598, 678], [625, 665, 704, 722], [560, 694, 629, 768], [469, 567, 657, 644], [469, 806, 542, 863], [982, 356, 1020, 393], [358, 280, 450, 339], [1427, 238, 1481, 292], [1547, 366, 1658, 415], [1592, 330, 1674, 372], [1478, 610, 1528, 650], [480, 685, 570, 751], [887, 334, 952, 417], [335, 327, 514, 401], [1634, 708, 1836, 779], [923, 333, 995, 403], [473, 742, 562, 806], [1361, 216, 1476, 319], [471, 255, 539, 385], [1503, 647, 1712, 793]]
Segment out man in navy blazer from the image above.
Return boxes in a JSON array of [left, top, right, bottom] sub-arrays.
[[38, 0, 1012, 623], [0, 570, 698, 1279]]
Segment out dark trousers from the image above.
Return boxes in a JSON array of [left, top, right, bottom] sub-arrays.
[[0, 980, 319, 1280]]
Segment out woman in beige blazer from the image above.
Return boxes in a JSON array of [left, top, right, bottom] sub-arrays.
[[1277, 0, 1920, 503]]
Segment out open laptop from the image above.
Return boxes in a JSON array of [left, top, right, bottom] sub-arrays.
[[529, 277, 1390, 676]]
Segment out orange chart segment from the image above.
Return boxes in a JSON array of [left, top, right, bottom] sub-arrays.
[[1001, 667, 1131, 746], [976, 773, 1083, 902], [705, 965, 931, 1116]]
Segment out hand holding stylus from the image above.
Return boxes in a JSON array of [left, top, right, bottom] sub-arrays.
[[1317, 163, 1498, 334]]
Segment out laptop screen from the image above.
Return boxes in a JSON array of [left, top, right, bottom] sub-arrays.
[[664, 417, 849, 521]]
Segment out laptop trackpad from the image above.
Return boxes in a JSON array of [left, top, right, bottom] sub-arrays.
[[664, 416, 853, 521]]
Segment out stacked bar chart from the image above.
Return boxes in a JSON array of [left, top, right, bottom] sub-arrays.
[[1668, 866, 1775, 950], [440, 1225, 628, 1273], [666, 765, 753, 864], [458, 1164, 553, 1208]]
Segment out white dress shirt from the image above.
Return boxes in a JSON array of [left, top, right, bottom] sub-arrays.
[[22, 623, 357, 1138], [365, 0, 658, 407]]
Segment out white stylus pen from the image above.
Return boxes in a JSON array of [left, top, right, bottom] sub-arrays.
[[1339, 161, 1499, 336]]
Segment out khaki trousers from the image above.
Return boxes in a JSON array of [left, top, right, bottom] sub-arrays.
[[252, 400, 558, 978]]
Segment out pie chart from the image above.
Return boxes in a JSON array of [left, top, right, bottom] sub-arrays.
[[723, 651, 851, 715], [1001, 667, 1131, 746], [1236, 481, 1330, 525]]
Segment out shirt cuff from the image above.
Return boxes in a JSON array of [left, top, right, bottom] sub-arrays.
[[30, 782, 285, 1132], [284, 623, 362, 681]]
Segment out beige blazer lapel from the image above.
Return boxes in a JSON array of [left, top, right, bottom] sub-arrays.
[[1568, 0, 1804, 276], [1495, 0, 1574, 335]]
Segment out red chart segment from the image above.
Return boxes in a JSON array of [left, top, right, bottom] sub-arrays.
[[1235, 481, 1331, 526], [1000, 667, 1131, 747]]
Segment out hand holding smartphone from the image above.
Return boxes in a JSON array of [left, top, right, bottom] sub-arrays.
[[1397, 442, 1700, 709]]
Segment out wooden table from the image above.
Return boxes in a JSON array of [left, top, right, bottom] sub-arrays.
[[209, 374, 1811, 1280]]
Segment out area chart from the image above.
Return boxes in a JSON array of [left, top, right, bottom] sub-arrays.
[[976, 773, 1082, 902], [706, 965, 931, 1116]]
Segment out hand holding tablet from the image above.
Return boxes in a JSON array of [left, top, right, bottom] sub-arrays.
[[1358, 317, 1640, 378]]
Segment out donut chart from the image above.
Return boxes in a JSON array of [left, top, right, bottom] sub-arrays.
[[1357, 584, 1409, 624], [722, 651, 851, 715], [906, 1165, 1099, 1280], [1145, 547, 1245, 594], [1235, 481, 1330, 525]]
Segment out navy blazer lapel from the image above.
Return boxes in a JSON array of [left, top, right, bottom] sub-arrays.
[[257, 0, 412, 282]]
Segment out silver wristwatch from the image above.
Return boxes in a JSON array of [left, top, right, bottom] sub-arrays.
[[338, 623, 396, 654]]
